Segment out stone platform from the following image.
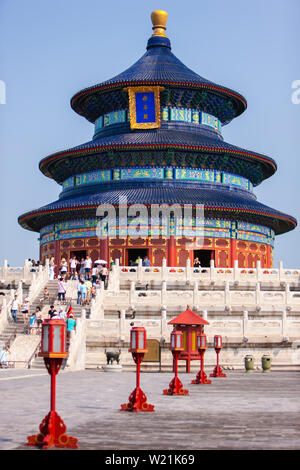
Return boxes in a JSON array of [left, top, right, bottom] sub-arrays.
[[0, 368, 299, 450]]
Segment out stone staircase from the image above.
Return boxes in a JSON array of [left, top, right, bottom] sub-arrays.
[[29, 280, 90, 370], [0, 278, 90, 369]]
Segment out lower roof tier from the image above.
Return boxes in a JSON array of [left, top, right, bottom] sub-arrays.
[[18, 183, 296, 235], [39, 128, 277, 186]]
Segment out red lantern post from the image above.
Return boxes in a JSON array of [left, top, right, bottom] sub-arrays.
[[121, 326, 154, 412], [210, 335, 227, 377], [163, 330, 189, 395], [27, 319, 78, 449], [191, 333, 211, 385]]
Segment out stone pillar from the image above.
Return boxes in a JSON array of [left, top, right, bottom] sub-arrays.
[[243, 310, 248, 338], [161, 280, 167, 305], [256, 282, 261, 305], [186, 258, 191, 282], [129, 281, 135, 306], [282, 308, 287, 337], [161, 305, 168, 338], [119, 308, 126, 340], [193, 281, 198, 306]]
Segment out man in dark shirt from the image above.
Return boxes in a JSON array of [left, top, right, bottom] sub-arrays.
[[48, 305, 57, 319]]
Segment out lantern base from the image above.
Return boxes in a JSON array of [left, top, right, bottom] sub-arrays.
[[191, 370, 211, 385], [27, 411, 78, 449], [121, 386, 154, 412], [163, 376, 189, 395], [210, 365, 227, 378]]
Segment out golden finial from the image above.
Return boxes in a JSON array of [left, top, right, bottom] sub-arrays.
[[151, 10, 168, 37]]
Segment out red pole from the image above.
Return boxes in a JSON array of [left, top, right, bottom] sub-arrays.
[[174, 352, 178, 380], [136, 356, 140, 389], [50, 371, 56, 413]]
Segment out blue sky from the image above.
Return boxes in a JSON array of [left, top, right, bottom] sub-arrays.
[[0, 0, 299, 267]]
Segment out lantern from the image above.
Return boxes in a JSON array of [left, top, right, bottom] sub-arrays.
[[129, 326, 147, 354], [27, 320, 78, 449], [210, 335, 226, 378], [121, 325, 154, 412], [164, 330, 188, 396], [191, 333, 211, 385], [214, 335, 222, 349], [40, 319, 68, 358], [170, 329, 183, 352], [197, 333, 207, 350]]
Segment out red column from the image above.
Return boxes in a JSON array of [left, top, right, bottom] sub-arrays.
[[168, 236, 177, 267], [231, 239, 237, 268], [100, 237, 109, 263]]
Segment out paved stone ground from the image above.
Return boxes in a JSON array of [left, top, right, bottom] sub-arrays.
[[0, 368, 299, 450]]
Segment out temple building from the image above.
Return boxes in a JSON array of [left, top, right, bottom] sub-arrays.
[[18, 10, 296, 269]]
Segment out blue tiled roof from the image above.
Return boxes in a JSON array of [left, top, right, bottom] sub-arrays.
[[70, 36, 247, 123], [18, 183, 296, 235], [39, 128, 276, 184]]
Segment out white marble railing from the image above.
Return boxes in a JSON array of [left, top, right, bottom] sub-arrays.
[[0, 263, 49, 335], [0, 259, 50, 282], [66, 308, 87, 371], [113, 259, 300, 285]]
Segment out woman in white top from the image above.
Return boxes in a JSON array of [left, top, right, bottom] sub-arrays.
[[49, 257, 55, 280], [21, 297, 30, 325], [60, 258, 68, 277]]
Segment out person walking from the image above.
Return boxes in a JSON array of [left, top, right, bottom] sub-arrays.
[[69, 256, 78, 280], [84, 256, 92, 280], [29, 312, 36, 334], [35, 306, 43, 330], [91, 265, 98, 285], [66, 314, 76, 340], [79, 280, 87, 305], [11, 294, 20, 323], [21, 296, 30, 325], [100, 265, 108, 288], [57, 278, 67, 303]]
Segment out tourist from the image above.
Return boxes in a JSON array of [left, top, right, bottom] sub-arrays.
[[79, 258, 85, 277], [40, 287, 50, 304], [69, 256, 78, 279], [11, 294, 20, 323], [35, 306, 43, 329], [90, 285, 96, 300], [91, 265, 98, 285], [66, 314, 76, 339], [0, 346, 11, 368], [100, 264, 108, 288], [29, 312, 36, 334], [21, 296, 30, 325], [49, 257, 55, 280], [194, 257, 201, 268], [48, 305, 57, 319], [57, 277, 67, 302], [79, 280, 87, 305], [58, 307, 67, 321], [76, 279, 82, 305], [67, 305, 74, 318], [60, 258, 68, 277], [142, 256, 151, 267], [86, 278, 93, 304], [84, 256, 92, 280]]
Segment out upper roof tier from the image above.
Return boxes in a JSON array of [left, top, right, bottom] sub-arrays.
[[70, 10, 247, 125]]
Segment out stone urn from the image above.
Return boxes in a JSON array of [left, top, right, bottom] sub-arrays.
[[244, 355, 254, 373], [261, 354, 272, 373]]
